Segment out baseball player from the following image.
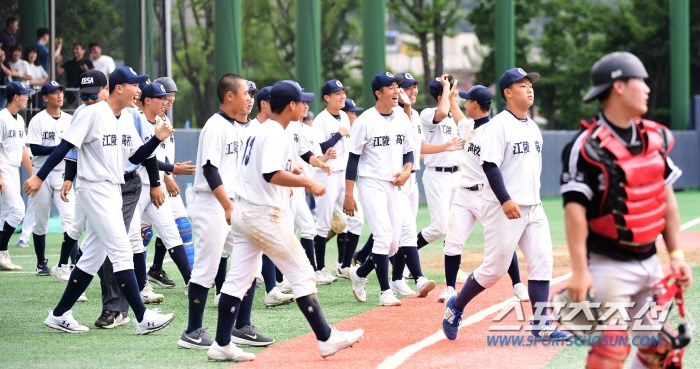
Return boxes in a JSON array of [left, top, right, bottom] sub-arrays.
[[24, 66, 176, 334], [207, 79, 363, 361], [143, 76, 196, 288], [16, 197, 34, 247], [442, 68, 571, 341], [25, 81, 74, 276], [312, 79, 364, 282], [560, 52, 691, 368], [438, 83, 528, 303], [341, 98, 362, 124], [0, 82, 33, 271], [343, 72, 419, 306]]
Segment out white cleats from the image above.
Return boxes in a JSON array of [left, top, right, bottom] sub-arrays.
[[416, 276, 436, 297], [402, 267, 410, 279], [315, 270, 333, 285], [438, 286, 457, 303], [513, 282, 530, 301], [318, 328, 364, 358], [379, 290, 401, 306], [336, 265, 350, 280], [51, 264, 71, 282], [0, 250, 21, 270], [141, 282, 164, 304], [264, 286, 294, 307], [77, 292, 88, 302], [277, 277, 293, 293], [456, 269, 469, 283], [45, 309, 89, 333], [207, 341, 255, 362], [349, 266, 367, 302], [135, 308, 175, 335], [321, 267, 337, 282], [213, 293, 220, 308], [389, 278, 416, 296]]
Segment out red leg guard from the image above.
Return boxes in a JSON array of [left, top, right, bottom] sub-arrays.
[[586, 331, 631, 369], [637, 344, 683, 369]]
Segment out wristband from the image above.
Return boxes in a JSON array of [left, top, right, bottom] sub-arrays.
[[669, 249, 685, 260]]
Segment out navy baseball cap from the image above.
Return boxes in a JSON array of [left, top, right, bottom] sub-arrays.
[[5, 81, 32, 99], [341, 98, 363, 112], [269, 80, 315, 108], [499, 68, 539, 99], [139, 79, 152, 92], [371, 72, 404, 94], [257, 86, 272, 102], [459, 85, 492, 108], [140, 82, 173, 101], [321, 79, 351, 96], [109, 66, 148, 87], [78, 70, 108, 94], [246, 80, 259, 95], [396, 72, 420, 88], [428, 75, 454, 100], [41, 81, 65, 96]]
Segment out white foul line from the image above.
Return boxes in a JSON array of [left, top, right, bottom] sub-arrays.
[[0, 259, 172, 275]]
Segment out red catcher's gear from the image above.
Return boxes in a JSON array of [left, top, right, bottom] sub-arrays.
[[579, 118, 674, 251]]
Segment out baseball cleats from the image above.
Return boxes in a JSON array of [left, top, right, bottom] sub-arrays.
[[178, 328, 214, 349], [141, 282, 164, 304], [352, 251, 364, 266], [264, 287, 294, 307], [530, 320, 573, 341], [95, 311, 130, 329], [45, 309, 89, 333], [77, 292, 88, 302], [318, 328, 364, 358], [438, 286, 457, 303], [442, 296, 463, 340], [349, 266, 367, 302], [389, 278, 416, 296], [456, 269, 469, 283], [36, 260, 51, 276], [51, 264, 71, 282], [0, 250, 21, 270], [184, 282, 189, 296], [513, 282, 530, 301], [206, 341, 255, 362], [135, 308, 174, 335], [416, 276, 436, 297], [231, 325, 275, 347], [336, 265, 350, 280], [315, 270, 333, 285], [321, 267, 337, 282], [16, 240, 28, 248], [147, 268, 176, 287], [379, 290, 401, 306], [213, 293, 220, 308], [277, 277, 292, 293]]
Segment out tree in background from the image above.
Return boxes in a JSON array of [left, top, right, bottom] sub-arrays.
[[387, 0, 464, 103]]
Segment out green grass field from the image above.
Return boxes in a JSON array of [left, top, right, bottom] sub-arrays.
[[1, 190, 699, 368]]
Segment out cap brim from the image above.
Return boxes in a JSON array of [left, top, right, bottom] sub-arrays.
[[349, 107, 363, 111], [458, 91, 470, 100], [582, 83, 612, 103], [125, 74, 148, 84], [78, 86, 104, 94], [249, 88, 259, 95], [394, 76, 404, 85], [20, 87, 33, 94], [517, 72, 540, 84], [300, 92, 315, 102]]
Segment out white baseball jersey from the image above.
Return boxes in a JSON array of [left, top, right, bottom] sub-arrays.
[[393, 106, 424, 170], [154, 114, 176, 165], [0, 108, 26, 167], [59, 101, 145, 184], [420, 107, 459, 167], [300, 123, 322, 178], [347, 108, 417, 181], [191, 113, 249, 197], [457, 117, 489, 188], [313, 109, 351, 171], [235, 119, 292, 207], [287, 121, 313, 165], [26, 110, 72, 170], [480, 110, 543, 205]]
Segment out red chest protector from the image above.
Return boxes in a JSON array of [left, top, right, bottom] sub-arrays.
[[578, 118, 674, 251]]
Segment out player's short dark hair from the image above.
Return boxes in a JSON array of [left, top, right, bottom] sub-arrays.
[[598, 78, 630, 103], [88, 41, 101, 50], [216, 73, 245, 104], [5, 17, 17, 28], [23, 46, 40, 66], [37, 28, 49, 39], [271, 104, 289, 114], [73, 42, 85, 50]]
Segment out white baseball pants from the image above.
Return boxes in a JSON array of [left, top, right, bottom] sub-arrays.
[[357, 177, 401, 256], [421, 168, 460, 243], [0, 166, 24, 228], [32, 169, 75, 235], [443, 188, 484, 256]]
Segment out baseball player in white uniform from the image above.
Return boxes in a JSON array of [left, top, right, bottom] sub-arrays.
[[0, 82, 33, 272], [344, 72, 418, 306], [442, 68, 571, 341], [207, 80, 363, 362], [438, 83, 528, 303], [25, 81, 74, 276], [24, 66, 175, 335], [312, 79, 364, 282]]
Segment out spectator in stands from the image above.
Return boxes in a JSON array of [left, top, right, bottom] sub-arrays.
[[88, 41, 115, 78], [0, 48, 10, 108], [23, 46, 49, 86], [34, 27, 62, 73], [56, 42, 87, 105], [0, 17, 18, 57], [79, 59, 94, 72], [8, 44, 32, 87]]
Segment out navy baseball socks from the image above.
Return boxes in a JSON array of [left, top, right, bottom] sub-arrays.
[[186, 282, 210, 334], [261, 255, 277, 293], [53, 267, 94, 316], [341, 233, 360, 269], [215, 256, 228, 294], [58, 232, 78, 267], [355, 234, 373, 264], [507, 252, 522, 285], [133, 253, 148, 291], [33, 233, 47, 269], [150, 237, 167, 271], [234, 282, 256, 330], [336, 233, 346, 265], [168, 245, 192, 284], [313, 235, 327, 270], [357, 253, 390, 292], [296, 294, 332, 341], [416, 232, 429, 249], [0, 222, 16, 251], [299, 238, 317, 271], [444, 255, 461, 288], [214, 293, 243, 346]]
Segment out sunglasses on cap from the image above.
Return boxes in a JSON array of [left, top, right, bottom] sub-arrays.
[[80, 93, 98, 101]]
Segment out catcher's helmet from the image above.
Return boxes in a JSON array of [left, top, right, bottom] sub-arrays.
[[582, 51, 647, 103], [154, 77, 177, 93]]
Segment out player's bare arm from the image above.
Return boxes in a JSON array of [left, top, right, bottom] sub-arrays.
[[172, 160, 195, 176], [565, 202, 594, 302], [447, 81, 467, 123], [60, 180, 72, 202], [150, 186, 165, 209], [662, 188, 692, 290], [211, 184, 234, 225], [338, 126, 349, 136], [269, 170, 325, 196], [317, 147, 336, 162], [163, 174, 179, 197], [291, 161, 304, 175], [153, 115, 175, 140], [501, 200, 521, 219], [433, 74, 451, 122], [22, 146, 32, 176], [342, 179, 357, 217], [420, 138, 463, 154], [398, 88, 412, 119], [308, 155, 332, 175], [392, 162, 413, 187]]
